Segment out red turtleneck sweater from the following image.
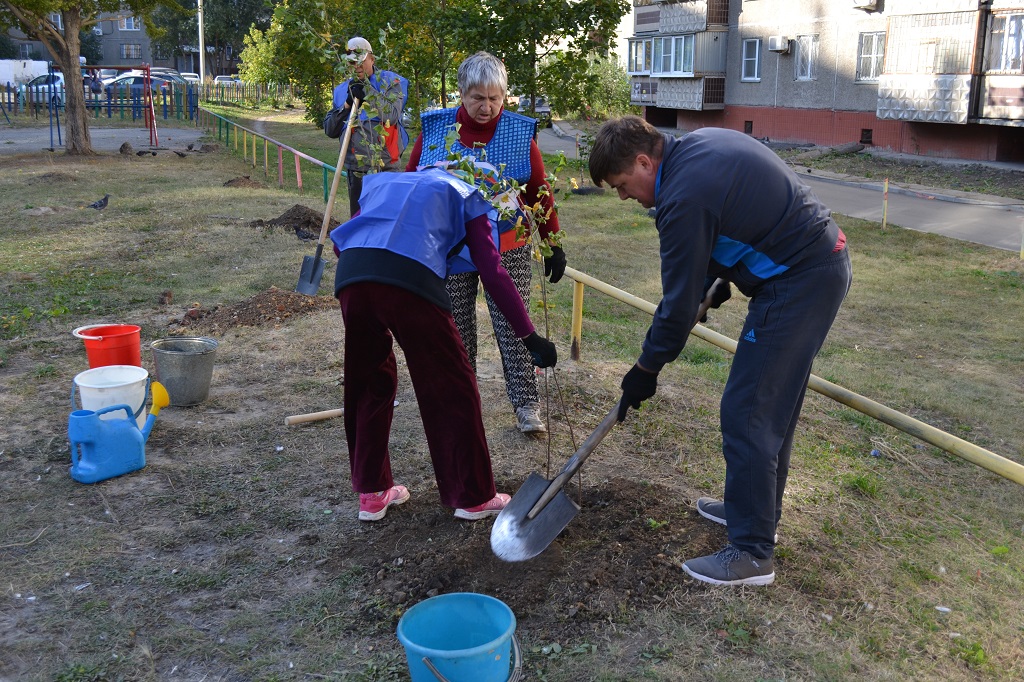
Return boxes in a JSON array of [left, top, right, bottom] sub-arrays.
[[405, 106, 560, 248]]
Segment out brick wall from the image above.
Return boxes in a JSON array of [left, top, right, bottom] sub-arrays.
[[655, 105, 1024, 161]]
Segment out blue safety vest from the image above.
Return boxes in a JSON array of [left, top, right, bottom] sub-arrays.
[[419, 108, 535, 184], [419, 108, 536, 273], [329, 169, 493, 278]]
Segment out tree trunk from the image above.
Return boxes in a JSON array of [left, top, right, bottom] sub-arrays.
[[55, 9, 94, 155]]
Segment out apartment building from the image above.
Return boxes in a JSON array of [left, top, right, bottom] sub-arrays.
[[627, 0, 1024, 161]]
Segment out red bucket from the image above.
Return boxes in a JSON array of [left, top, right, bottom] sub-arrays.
[[73, 324, 142, 368]]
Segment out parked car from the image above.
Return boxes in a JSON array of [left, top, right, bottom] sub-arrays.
[[180, 72, 201, 84], [18, 72, 68, 108], [104, 73, 180, 97], [213, 75, 238, 85], [517, 96, 552, 128], [518, 96, 551, 116]]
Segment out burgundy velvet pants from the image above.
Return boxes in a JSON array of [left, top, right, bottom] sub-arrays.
[[337, 282, 497, 509]]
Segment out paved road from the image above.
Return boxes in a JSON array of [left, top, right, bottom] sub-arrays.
[[0, 123, 205, 155], [801, 173, 1024, 252], [542, 122, 1024, 253]]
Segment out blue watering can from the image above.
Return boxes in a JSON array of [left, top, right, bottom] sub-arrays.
[[69, 381, 169, 484]]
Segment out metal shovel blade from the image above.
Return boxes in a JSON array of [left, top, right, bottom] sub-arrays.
[[491, 473, 581, 562], [295, 251, 325, 296]]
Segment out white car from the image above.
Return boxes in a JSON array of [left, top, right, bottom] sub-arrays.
[[180, 72, 201, 84], [213, 75, 238, 85], [18, 72, 69, 108]]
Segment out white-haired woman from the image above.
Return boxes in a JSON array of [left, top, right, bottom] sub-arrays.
[[406, 51, 565, 434]]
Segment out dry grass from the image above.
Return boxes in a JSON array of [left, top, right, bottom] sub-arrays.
[[1, 109, 1022, 681]]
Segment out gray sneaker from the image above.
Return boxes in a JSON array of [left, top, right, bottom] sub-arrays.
[[682, 545, 775, 586], [696, 497, 726, 525], [515, 402, 546, 433], [695, 497, 778, 543]]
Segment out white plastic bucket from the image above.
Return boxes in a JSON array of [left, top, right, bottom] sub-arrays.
[[72, 365, 150, 429]]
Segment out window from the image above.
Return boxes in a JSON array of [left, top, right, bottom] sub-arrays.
[[628, 39, 652, 75], [19, 43, 34, 59], [652, 35, 695, 76], [48, 13, 63, 31], [986, 13, 1024, 73], [795, 35, 818, 80], [742, 39, 761, 81], [119, 16, 142, 31], [857, 32, 886, 81], [120, 44, 143, 59]]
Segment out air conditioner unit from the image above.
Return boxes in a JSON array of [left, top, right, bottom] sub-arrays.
[[853, 0, 878, 10], [767, 36, 790, 54]]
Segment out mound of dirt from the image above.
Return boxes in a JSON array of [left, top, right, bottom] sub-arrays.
[[248, 204, 338, 241], [326, 476, 723, 641], [224, 175, 265, 189], [199, 143, 219, 153], [30, 171, 76, 184], [173, 286, 338, 332]]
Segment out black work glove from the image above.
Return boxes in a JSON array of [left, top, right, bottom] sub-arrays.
[[618, 364, 658, 422], [346, 79, 366, 106], [544, 245, 566, 283], [323, 108, 344, 139], [522, 332, 557, 368], [699, 277, 732, 322]]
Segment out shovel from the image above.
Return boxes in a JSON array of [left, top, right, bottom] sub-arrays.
[[296, 98, 361, 296], [490, 286, 721, 562]]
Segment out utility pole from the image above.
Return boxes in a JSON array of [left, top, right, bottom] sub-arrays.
[[198, 0, 206, 81]]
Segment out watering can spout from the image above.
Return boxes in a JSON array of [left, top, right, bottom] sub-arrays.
[[143, 382, 169, 441]]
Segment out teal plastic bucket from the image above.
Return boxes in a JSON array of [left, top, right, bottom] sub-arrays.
[[397, 592, 519, 682]]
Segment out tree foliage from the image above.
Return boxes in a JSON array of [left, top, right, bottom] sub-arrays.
[[240, 0, 629, 127], [149, 0, 270, 77], [540, 52, 634, 119], [0, 30, 17, 58], [0, 0, 183, 154]]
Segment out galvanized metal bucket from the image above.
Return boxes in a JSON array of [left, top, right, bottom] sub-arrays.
[[150, 337, 218, 406]]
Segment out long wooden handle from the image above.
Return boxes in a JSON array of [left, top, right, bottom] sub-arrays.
[[524, 284, 722, 520], [284, 408, 344, 426], [316, 98, 362, 247]]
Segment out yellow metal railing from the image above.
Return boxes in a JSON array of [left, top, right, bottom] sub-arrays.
[[563, 266, 1024, 487]]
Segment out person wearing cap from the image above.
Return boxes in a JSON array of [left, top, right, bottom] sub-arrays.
[[405, 51, 564, 436], [329, 167, 558, 522], [324, 36, 410, 217]]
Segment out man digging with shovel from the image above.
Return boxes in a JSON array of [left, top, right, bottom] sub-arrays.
[[329, 166, 558, 522], [589, 117, 852, 586]]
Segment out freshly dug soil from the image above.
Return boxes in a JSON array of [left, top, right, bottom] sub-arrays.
[[248, 204, 338, 241], [173, 286, 338, 332], [224, 175, 266, 189]]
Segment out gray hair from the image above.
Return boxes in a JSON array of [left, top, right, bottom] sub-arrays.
[[457, 51, 508, 95]]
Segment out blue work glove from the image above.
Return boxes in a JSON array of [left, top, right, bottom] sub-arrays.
[[618, 364, 658, 422], [522, 332, 557, 368], [544, 246, 566, 283]]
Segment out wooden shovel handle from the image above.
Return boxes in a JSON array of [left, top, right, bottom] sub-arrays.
[[316, 98, 361, 247], [284, 408, 344, 426], [525, 283, 722, 520]]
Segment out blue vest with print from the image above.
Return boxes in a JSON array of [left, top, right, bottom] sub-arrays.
[[419, 108, 535, 273], [419, 108, 535, 185]]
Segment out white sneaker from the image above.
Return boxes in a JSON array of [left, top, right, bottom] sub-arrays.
[[515, 402, 546, 433]]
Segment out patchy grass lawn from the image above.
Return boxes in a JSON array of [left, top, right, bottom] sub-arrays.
[[1, 108, 1022, 682]]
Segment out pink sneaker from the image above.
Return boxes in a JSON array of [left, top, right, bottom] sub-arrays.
[[358, 485, 410, 521], [454, 493, 511, 520]]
